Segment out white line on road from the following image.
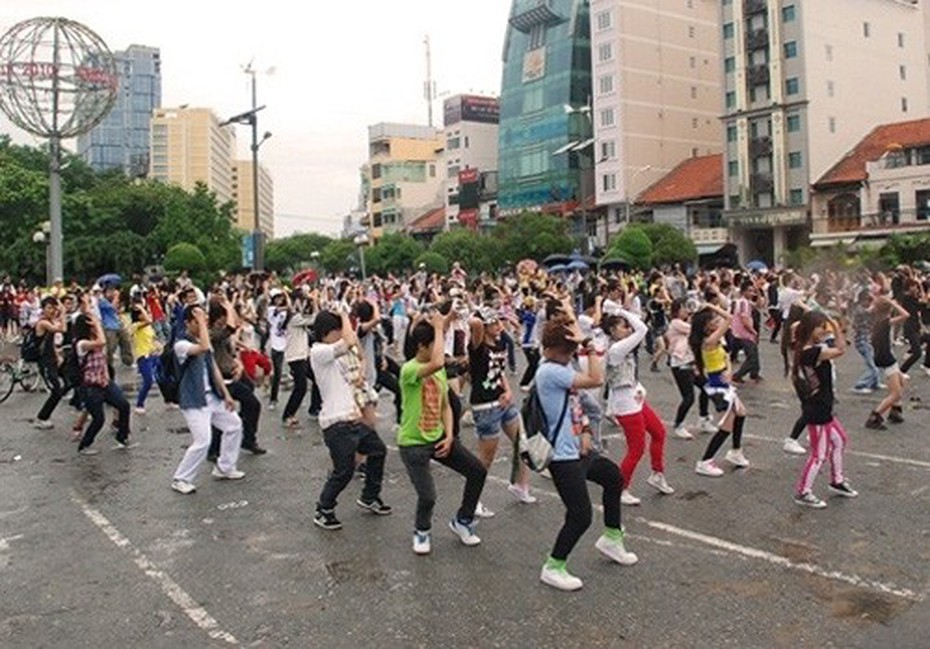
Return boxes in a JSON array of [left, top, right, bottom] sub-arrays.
[[71, 492, 239, 645]]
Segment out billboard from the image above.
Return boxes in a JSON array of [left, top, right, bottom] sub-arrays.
[[444, 95, 499, 126]]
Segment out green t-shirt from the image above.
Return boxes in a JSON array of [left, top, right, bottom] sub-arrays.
[[398, 358, 448, 446]]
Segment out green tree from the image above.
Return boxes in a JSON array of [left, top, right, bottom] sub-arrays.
[[607, 227, 653, 271], [650, 229, 698, 267], [430, 228, 501, 274], [320, 238, 357, 274], [414, 251, 449, 274], [265, 232, 334, 274], [365, 233, 424, 276], [493, 212, 574, 263], [164, 242, 207, 274]]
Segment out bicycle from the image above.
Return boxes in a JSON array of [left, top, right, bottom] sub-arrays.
[[0, 357, 43, 403]]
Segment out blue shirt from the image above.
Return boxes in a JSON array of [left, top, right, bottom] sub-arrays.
[[98, 297, 121, 331], [533, 360, 580, 461]]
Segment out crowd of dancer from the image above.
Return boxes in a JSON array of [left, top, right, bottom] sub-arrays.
[[10, 260, 929, 591]]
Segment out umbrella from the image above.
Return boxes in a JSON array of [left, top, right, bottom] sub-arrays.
[[548, 264, 569, 273], [600, 258, 631, 272], [568, 259, 589, 272], [745, 260, 768, 272], [97, 273, 121, 288], [569, 250, 598, 266], [543, 253, 571, 267], [292, 268, 318, 286]]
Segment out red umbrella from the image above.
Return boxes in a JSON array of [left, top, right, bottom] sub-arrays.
[[291, 268, 318, 286]]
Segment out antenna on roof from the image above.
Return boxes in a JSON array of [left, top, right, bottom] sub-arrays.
[[423, 35, 436, 127]]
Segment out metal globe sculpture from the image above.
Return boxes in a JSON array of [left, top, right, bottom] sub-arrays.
[[0, 17, 118, 137], [0, 17, 118, 284]]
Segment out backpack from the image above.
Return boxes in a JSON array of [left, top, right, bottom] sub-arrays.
[[59, 346, 85, 388], [518, 383, 570, 472], [156, 340, 190, 404], [20, 327, 41, 362]]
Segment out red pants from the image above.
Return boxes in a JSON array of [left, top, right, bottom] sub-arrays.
[[240, 349, 272, 382], [615, 402, 666, 488]]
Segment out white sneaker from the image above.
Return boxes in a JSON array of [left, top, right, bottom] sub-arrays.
[[673, 425, 693, 440], [113, 440, 139, 450], [171, 479, 196, 494], [922, 366, 930, 378], [540, 563, 583, 591], [782, 437, 807, 455], [33, 419, 54, 430], [507, 483, 538, 504], [646, 472, 675, 495], [851, 387, 874, 395], [724, 449, 750, 468], [620, 490, 641, 506], [474, 501, 495, 518], [77, 447, 100, 456], [698, 417, 719, 434], [211, 467, 246, 480], [448, 518, 481, 546], [413, 530, 431, 555], [595, 534, 639, 566], [539, 468, 553, 480], [695, 459, 724, 477], [134, 407, 146, 415]]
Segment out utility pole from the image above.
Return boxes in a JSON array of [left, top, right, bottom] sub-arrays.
[[423, 35, 435, 127]]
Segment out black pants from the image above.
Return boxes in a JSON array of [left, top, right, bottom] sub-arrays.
[[209, 378, 262, 455], [80, 383, 130, 450], [548, 453, 623, 561], [899, 327, 930, 373], [671, 366, 709, 427], [500, 331, 516, 371], [317, 421, 386, 511], [36, 360, 64, 422], [306, 363, 322, 416], [399, 438, 487, 531], [732, 339, 761, 381], [519, 347, 540, 387], [283, 359, 308, 419], [768, 308, 783, 343], [376, 357, 402, 424], [269, 349, 284, 403]]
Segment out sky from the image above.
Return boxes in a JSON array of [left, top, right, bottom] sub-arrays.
[[0, 0, 513, 236]]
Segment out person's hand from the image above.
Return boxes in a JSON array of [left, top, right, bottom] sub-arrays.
[[580, 431, 592, 456], [434, 435, 453, 458], [499, 391, 512, 408], [430, 312, 444, 329], [224, 395, 236, 411], [565, 321, 585, 343]]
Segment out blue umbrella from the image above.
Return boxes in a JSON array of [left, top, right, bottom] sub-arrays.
[[548, 264, 569, 273], [568, 259, 589, 271], [745, 260, 768, 273], [97, 273, 122, 287]]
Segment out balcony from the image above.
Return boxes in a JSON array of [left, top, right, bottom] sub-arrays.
[[823, 208, 930, 233], [744, 0, 768, 15], [750, 173, 774, 193], [746, 29, 769, 51], [749, 136, 772, 158], [747, 65, 770, 87], [509, 1, 567, 33]]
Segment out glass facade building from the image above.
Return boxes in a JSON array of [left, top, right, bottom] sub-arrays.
[[498, 0, 592, 215], [77, 45, 161, 177]]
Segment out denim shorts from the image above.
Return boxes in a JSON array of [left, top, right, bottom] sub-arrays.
[[473, 403, 520, 439]]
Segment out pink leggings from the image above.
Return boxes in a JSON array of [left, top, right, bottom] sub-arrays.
[[796, 417, 848, 495], [615, 402, 666, 489]]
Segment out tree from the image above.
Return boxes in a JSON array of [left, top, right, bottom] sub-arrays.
[[651, 229, 698, 267], [264, 232, 334, 274], [414, 251, 449, 274], [365, 233, 424, 276], [320, 239, 357, 274], [430, 228, 501, 274], [607, 227, 653, 271], [164, 242, 207, 274], [493, 212, 574, 263]]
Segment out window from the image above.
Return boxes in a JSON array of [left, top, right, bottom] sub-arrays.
[[692, 118, 699, 129], [787, 114, 801, 132], [788, 152, 803, 168], [690, 56, 696, 69], [597, 43, 613, 62], [523, 84, 544, 112], [786, 77, 799, 95], [723, 23, 734, 39], [724, 57, 735, 73], [599, 74, 614, 95], [447, 165, 460, 179], [528, 24, 546, 49], [900, 65, 907, 81], [600, 140, 616, 160], [902, 97, 909, 112], [447, 136, 460, 150], [429, 164, 436, 178], [725, 91, 736, 109], [827, 80, 834, 97], [828, 117, 836, 133], [898, 32, 905, 48], [519, 150, 548, 176], [727, 125, 738, 143], [602, 173, 617, 192], [917, 189, 930, 220], [691, 86, 698, 99], [371, 164, 381, 179], [782, 5, 795, 22], [728, 160, 738, 176], [825, 45, 833, 62], [863, 22, 870, 38], [600, 108, 615, 127], [596, 10, 612, 31], [789, 189, 804, 205], [784, 41, 797, 59], [464, 136, 469, 148], [688, 26, 695, 39]]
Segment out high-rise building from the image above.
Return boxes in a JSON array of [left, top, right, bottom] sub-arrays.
[[231, 160, 274, 238], [365, 123, 444, 238], [590, 1, 723, 246], [498, 0, 594, 228], [150, 107, 236, 206], [722, 0, 930, 264], [77, 45, 161, 177], [442, 94, 500, 230]]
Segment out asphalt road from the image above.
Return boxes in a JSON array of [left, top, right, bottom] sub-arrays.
[[1, 341, 928, 648]]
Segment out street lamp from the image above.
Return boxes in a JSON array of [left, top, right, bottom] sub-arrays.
[[32, 220, 51, 285], [353, 233, 369, 281], [625, 164, 653, 224]]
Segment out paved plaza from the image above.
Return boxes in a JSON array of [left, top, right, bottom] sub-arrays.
[[1, 342, 928, 648]]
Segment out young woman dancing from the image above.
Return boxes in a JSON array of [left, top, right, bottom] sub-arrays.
[[666, 298, 716, 440]]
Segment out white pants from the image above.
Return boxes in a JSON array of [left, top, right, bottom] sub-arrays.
[[173, 394, 243, 483]]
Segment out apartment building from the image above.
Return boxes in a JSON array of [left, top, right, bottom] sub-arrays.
[[443, 94, 499, 230], [231, 159, 274, 238], [722, 0, 930, 264]]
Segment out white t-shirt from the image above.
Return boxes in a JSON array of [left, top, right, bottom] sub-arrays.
[[310, 341, 362, 429], [267, 308, 288, 352]]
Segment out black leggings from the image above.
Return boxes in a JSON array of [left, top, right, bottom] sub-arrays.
[[283, 359, 308, 419], [671, 366, 709, 427], [789, 413, 807, 441], [548, 454, 623, 561]]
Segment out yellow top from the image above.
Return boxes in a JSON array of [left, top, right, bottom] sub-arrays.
[[131, 322, 159, 359], [702, 344, 727, 374]]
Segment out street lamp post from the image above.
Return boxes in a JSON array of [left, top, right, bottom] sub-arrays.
[[32, 220, 51, 286], [353, 234, 369, 281], [625, 164, 653, 224]]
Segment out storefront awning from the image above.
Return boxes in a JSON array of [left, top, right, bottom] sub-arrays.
[[696, 243, 726, 255]]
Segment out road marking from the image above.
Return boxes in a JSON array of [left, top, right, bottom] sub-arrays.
[[72, 492, 239, 645]]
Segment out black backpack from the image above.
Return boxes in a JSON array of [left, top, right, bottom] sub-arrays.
[[156, 340, 190, 404], [20, 327, 41, 362], [59, 346, 85, 388]]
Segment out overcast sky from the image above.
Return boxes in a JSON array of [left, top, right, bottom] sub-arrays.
[[0, 1, 512, 236]]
